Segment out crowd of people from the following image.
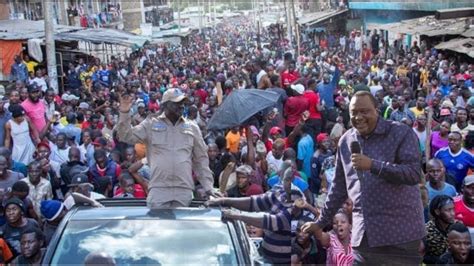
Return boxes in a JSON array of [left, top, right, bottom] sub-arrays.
[[2, 14, 474, 265]]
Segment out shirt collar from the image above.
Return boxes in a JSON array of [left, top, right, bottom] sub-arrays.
[[157, 113, 185, 125]]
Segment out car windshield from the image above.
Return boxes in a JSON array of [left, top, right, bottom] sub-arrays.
[[51, 219, 238, 265]]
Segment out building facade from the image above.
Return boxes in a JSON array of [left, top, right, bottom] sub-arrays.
[[2, 0, 170, 32]]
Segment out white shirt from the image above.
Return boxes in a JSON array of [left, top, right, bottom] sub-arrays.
[[354, 36, 362, 51], [370, 85, 383, 96], [30, 77, 48, 92], [339, 36, 346, 46], [266, 151, 283, 175], [256, 69, 267, 85], [50, 145, 70, 165]]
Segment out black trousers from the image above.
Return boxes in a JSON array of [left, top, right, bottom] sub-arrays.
[[353, 234, 422, 266]]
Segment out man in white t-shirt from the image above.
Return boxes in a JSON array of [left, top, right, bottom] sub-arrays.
[[354, 31, 362, 57], [30, 70, 48, 92], [266, 138, 285, 175]]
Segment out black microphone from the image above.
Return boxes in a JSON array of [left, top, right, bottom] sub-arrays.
[[350, 141, 361, 154], [350, 141, 363, 179]]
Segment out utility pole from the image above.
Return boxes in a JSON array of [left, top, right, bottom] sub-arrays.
[[177, 0, 181, 32], [284, 0, 292, 47], [198, 0, 202, 34], [208, 0, 211, 26], [140, 0, 146, 24], [213, 0, 216, 29], [43, 0, 58, 94], [291, 0, 300, 57]]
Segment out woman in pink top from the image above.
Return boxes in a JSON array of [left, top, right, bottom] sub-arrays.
[[310, 210, 354, 265], [430, 120, 450, 158]]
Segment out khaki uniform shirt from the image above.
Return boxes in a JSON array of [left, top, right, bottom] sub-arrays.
[[116, 112, 214, 192]]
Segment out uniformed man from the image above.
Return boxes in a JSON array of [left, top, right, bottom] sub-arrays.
[[116, 88, 217, 208]]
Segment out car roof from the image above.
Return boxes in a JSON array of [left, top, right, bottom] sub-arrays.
[[70, 206, 224, 221]]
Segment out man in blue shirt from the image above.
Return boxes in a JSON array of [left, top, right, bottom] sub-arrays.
[[439, 76, 452, 97], [267, 160, 313, 205], [297, 125, 314, 179], [60, 113, 82, 145], [435, 131, 474, 190], [0, 147, 27, 177], [425, 158, 457, 201], [10, 56, 28, 83], [317, 65, 340, 109]]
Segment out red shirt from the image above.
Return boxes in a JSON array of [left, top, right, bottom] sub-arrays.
[[194, 88, 208, 104], [148, 100, 160, 112], [81, 120, 104, 130], [284, 95, 309, 127], [280, 71, 300, 88], [454, 195, 474, 227], [320, 39, 328, 49], [362, 48, 372, 64], [244, 183, 264, 196], [303, 90, 322, 119], [115, 184, 147, 198]]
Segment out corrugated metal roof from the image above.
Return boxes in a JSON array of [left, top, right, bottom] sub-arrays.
[[0, 19, 80, 40], [377, 15, 473, 37], [56, 28, 150, 48], [297, 8, 348, 26], [462, 28, 474, 38], [435, 38, 474, 58], [0, 19, 150, 49]]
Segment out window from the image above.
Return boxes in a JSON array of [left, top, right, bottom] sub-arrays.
[[51, 219, 238, 265]]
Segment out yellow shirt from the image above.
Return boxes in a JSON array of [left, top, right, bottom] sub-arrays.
[[410, 107, 425, 118], [24, 60, 38, 74], [420, 69, 429, 86], [396, 66, 409, 77]]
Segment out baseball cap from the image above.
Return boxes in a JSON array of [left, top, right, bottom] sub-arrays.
[[316, 133, 329, 144], [235, 165, 253, 176], [78, 102, 90, 109], [464, 175, 474, 186], [137, 102, 146, 108], [68, 173, 92, 187], [290, 84, 305, 95], [68, 94, 80, 101], [161, 88, 187, 104], [386, 59, 394, 66], [61, 93, 70, 101], [269, 126, 282, 135], [27, 83, 40, 93]]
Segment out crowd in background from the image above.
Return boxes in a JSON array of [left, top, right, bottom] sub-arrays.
[[2, 14, 474, 264]]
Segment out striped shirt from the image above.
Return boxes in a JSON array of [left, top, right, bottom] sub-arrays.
[[327, 232, 354, 266], [249, 186, 300, 264]]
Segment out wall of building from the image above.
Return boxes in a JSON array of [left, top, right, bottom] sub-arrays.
[[121, 1, 143, 31], [349, 0, 474, 11], [0, 0, 9, 20]]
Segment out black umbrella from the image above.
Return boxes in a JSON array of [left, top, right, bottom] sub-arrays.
[[207, 89, 280, 130]]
